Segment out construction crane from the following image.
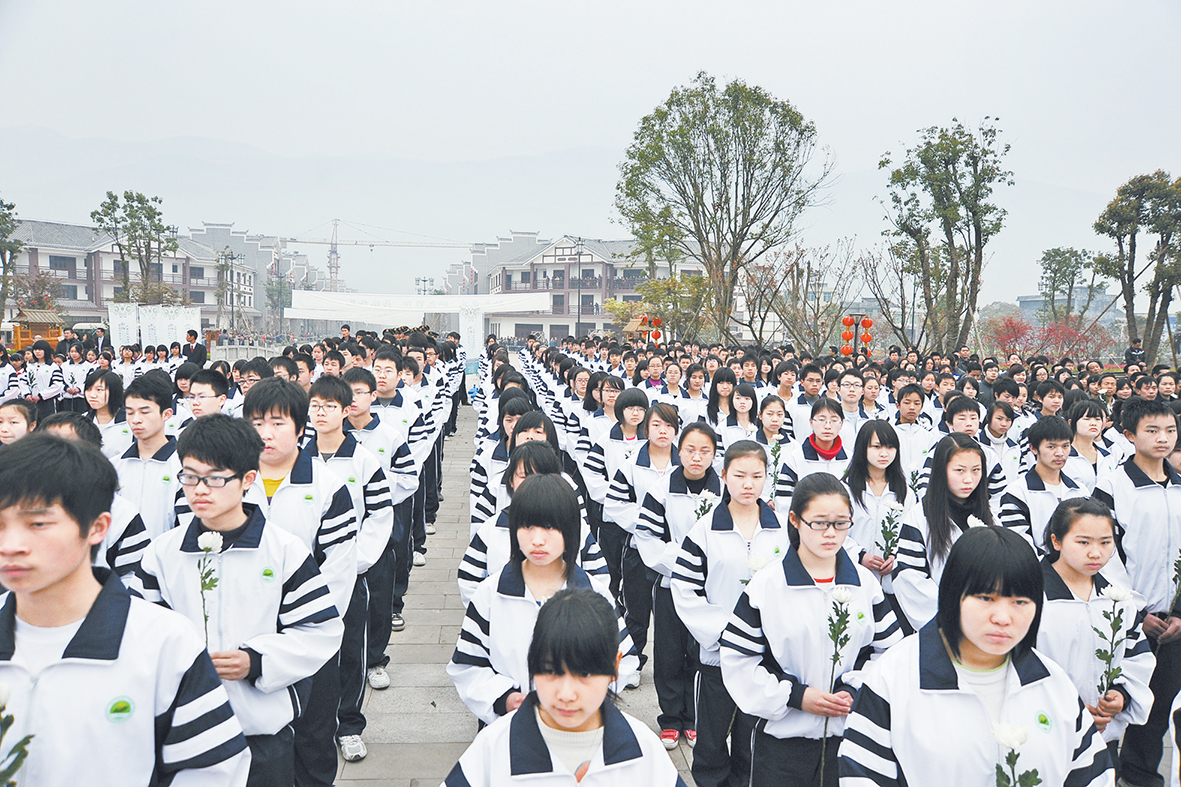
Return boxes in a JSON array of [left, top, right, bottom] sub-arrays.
[[281, 219, 470, 292]]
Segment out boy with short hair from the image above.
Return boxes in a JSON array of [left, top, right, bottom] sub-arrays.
[[1095, 397, 1181, 786], [998, 415, 1088, 552], [188, 368, 231, 419], [0, 435, 250, 785], [915, 396, 1009, 508], [322, 351, 345, 377], [0, 398, 37, 444], [224, 359, 273, 418], [116, 373, 181, 539], [238, 378, 358, 787], [1033, 379, 1066, 418], [134, 415, 343, 787], [891, 383, 935, 470]]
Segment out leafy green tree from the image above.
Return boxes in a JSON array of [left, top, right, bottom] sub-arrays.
[[90, 191, 179, 297], [615, 72, 833, 344], [0, 195, 23, 318], [1093, 170, 1181, 363], [879, 118, 1013, 352], [1036, 247, 1104, 324]]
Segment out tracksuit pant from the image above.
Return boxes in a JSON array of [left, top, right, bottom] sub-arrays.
[[336, 574, 370, 737]]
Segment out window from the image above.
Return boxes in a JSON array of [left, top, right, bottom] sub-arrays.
[[49, 255, 75, 272], [172, 265, 179, 274], [623, 295, 642, 303], [190, 291, 205, 303], [59, 285, 78, 300], [520, 272, 530, 283], [552, 294, 565, 306], [190, 267, 204, 279]]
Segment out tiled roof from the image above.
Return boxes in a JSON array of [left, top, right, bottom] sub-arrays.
[[13, 220, 110, 252], [177, 237, 218, 260]]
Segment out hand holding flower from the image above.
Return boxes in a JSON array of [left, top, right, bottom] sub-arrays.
[[801, 687, 853, 717]]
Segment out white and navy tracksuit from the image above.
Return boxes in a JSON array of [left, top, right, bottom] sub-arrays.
[[130, 508, 342, 785], [114, 438, 182, 540], [839, 622, 1114, 787], [998, 467, 1090, 553], [670, 500, 789, 787], [443, 694, 687, 787], [1064, 443, 1119, 495], [720, 548, 902, 785], [95, 493, 149, 577], [447, 562, 640, 726], [772, 438, 850, 520], [0, 569, 252, 786], [634, 466, 723, 733], [892, 507, 968, 632]]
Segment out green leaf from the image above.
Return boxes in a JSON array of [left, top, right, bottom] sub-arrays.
[[996, 763, 1012, 787]]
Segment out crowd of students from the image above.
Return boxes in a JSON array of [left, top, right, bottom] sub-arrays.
[[449, 334, 1181, 787], [0, 324, 465, 787]]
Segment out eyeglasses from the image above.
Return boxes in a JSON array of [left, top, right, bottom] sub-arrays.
[[185, 394, 220, 402], [840, 383, 863, 389], [310, 403, 342, 413], [680, 448, 715, 458], [178, 472, 243, 488], [800, 519, 853, 532], [811, 417, 843, 427]]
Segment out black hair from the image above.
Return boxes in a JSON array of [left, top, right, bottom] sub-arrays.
[[1067, 399, 1107, 433], [992, 377, 1020, 399], [510, 411, 559, 453], [243, 357, 275, 380], [242, 378, 310, 438], [309, 375, 354, 407], [496, 392, 534, 443], [645, 402, 681, 434], [1042, 497, 1117, 563], [190, 368, 230, 398], [123, 372, 174, 414], [786, 472, 852, 549], [84, 369, 124, 416], [1026, 415, 1073, 450], [942, 395, 981, 426], [1121, 396, 1176, 435], [937, 526, 1044, 660], [678, 422, 718, 452], [36, 411, 103, 448], [923, 433, 993, 562], [177, 413, 264, 476], [810, 397, 844, 421], [272, 356, 300, 380], [509, 474, 581, 578], [501, 441, 562, 496], [896, 383, 924, 404], [614, 387, 650, 424], [706, 367, 738, 424], [0, 434, 115, 546], [527, 588, 619, 679], [845, 421, 909, 510], [1035, 380, 1066, 401], [0, 398, 37, 429], [582, 371, 608, 412], [174, 361, 200, 384], [722, 439, 767, 471], [324, 350, 346, 368], [342, 367, 377, 392]]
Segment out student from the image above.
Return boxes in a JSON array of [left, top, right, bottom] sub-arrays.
[[1066, 399, 1119, 494], [720, 473, 901, 787], [0, 434, 251, 785], [915, 395, 1010, 511], [61, 342, 91, 413], [634, 422, 722, 748], [115, 373, 181, 540], [840, 526, 1115, 786], [844, 420, 910, 613], [448, 475, 639, 726], [718, 382, 759, 451], [0, 398, 36, 445], [131, 415, 344, 787], [773, 398, 850, 514], [444, 588, 684, 786], [703, 367, 737, 434], [458, 442, 608, 606], [1094, 397, 1181, 786], [236, 377, 358, 787], [84, 368, 132, 459], [470, 395, 533, 532], [835, 369, 871, 447], [187, 368, 231, 420], [893, 433, 993, 631], [786, 365, 824, 442], [671, 440, 788, 787], [1036, 497, 1154, 772], [26, 339, 64, 422], [998, 416, 1090, 553], [37, 411, 150, 577], [890, 383, 935, 472]]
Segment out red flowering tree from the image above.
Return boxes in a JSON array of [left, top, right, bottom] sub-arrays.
[[981, 314, 1037, 357]]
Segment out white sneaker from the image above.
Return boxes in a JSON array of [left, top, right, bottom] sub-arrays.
[[367, 666, 390, 690], [413, 552, 427, 566], [339, 734, 367, 761], [624, 672, 641, 690], [425, 523, 437, 535]]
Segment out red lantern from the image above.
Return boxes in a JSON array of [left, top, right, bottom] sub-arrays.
[[640, 315, 648, 325], [651, 330, 661, 340], [840, 345, 854, 356], [841, 330, 854, 342], [861, 333, 873, 344], [652, 317, 662, 327], [861, 317, 874, 329], [842, 315, 855, 327], [865, 349, 873, 357]]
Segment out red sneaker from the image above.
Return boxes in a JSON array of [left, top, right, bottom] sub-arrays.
[[660, 729, 680, 750], [684, 729, 697, 747]]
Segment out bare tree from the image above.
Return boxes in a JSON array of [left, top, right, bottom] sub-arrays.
[[759, 240, 865, 355]]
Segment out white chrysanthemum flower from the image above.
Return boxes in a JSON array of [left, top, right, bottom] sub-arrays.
[[831, 586, 855, 605], [966, 515, 987, 529], [197, 531, 224, 554], [1099, 585, 1133, 603], [993, 722, 1028, 751]]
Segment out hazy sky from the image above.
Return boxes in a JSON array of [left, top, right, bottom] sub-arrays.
[[2, 0, 1179, 306]]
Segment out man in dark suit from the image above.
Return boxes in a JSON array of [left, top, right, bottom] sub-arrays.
[[182, 329, 207, 367], [92, 327, 109, 355]]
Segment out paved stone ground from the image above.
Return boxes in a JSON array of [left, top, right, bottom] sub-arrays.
[[337, 404, 696, 786]]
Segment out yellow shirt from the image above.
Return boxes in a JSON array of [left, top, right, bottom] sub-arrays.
[[262, 477, 285, 499]]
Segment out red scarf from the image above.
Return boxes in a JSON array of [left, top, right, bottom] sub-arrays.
[[809, 435, 843, 460]]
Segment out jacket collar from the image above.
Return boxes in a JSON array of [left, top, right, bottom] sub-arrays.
[[634, 443, 679, 469], [1041, 556, 1110, 601], [781, 546, 861, 587], [181, 503, 267, 552], [669, 466, 721, 496], [120, 436, 177, 462], [509, 693, 643, 775], [496, 559, 593, 598], [801, 438, 848, 463], [710, 498, 780, 531], [343, 413, 383, 433], [0, 568, 130, 662], [755, 429, 791, 446], [917, 620, 1050, 691], [1023, 466, 1079, 492], [305, 431, 359, 460], [1122, 455, 1181, 488], [1068, 443, 1110, 458]]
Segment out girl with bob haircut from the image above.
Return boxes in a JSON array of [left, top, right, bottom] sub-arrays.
[[840, 526, 1116, 787], [448, 475, 640, 727], [772, 398, 849, 518], [718, 382, 759, 453], [892, 433, 993, 631], [84, 368, 132, 459], [1065, 399, 1119, 493], [458, 443, 609, 606], [721, 472, 901, 786], [671, 440, 788, 787], [1036, 497, 1154, 768], [444, 588, 684, 786]]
